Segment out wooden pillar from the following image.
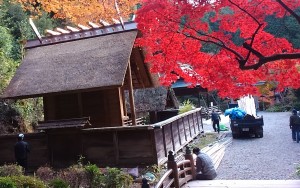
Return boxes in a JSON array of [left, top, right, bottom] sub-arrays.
[[126, 61, 137, 125], [167, 151, 180, 188], [184, 146, 196, 180], [121, 87, 127, 116]]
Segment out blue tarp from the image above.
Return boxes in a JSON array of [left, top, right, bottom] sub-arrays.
[[225, 107, 246, 120]]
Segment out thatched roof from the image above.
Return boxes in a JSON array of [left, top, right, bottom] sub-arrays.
[[2, 30, 138, 99]]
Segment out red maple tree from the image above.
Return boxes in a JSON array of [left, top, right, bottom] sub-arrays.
[[135, 0, 300, 98]]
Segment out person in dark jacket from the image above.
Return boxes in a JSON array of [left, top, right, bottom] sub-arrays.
[[211, 110, 221, 133], [290, 109, 300, 142], [192, 147, 217, 180], [14, 134, 30, 171]]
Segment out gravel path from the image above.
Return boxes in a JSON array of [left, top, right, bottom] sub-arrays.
[[216, 112, 300, 180]]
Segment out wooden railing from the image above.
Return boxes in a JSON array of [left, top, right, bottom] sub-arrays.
[[139, 135, 232, 188], [141, 147, 196, 188], [124, 117, 145, 126], [152, 108, 203, 165]]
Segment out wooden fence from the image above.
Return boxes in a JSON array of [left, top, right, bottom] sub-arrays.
[[0, 109, 203, 169]]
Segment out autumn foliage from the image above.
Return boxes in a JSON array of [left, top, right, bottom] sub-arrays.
[[136, 0, 300, 98], [16, 0, 139, 24]]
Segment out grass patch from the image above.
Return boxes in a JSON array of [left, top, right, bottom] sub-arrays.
[[189, 132, 219, 149]]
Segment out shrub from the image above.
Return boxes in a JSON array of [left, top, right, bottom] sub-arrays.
[[0, 164, 23, 177], [35, 166, 56, 183], [10, 176, 46, 188], [48, 179, 69, 188], [178, 100, 194, 114], [84, 164, 104, 188], [102, 168, 133, 188], [0, 177, 16, 188], [57, 165, 89, 188], [266, 103, 291, 112]]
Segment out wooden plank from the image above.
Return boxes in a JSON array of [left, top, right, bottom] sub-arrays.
[[154, 129, 166, 163], [162, 126, 167, 157], [113, 132, 119, 165], [170, 122, 175, 152], [187, 115, 193, 137], [176, 119, 182, 145], [164, 124, 174, 154], [182, 117, 188, 142], [172, 121, 181, 151]]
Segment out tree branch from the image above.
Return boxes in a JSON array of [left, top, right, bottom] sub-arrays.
[[179, 31, 245, 61], [276, 0, 300, 24], [242, 43, 264, 58], [240, 53, 300, 70], [228, 0, 264, 66]]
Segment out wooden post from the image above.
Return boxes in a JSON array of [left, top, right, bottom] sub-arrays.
[[126, 61, 137, 125], [167, 151, 180, 188], [121, 87, 127, 118], [184, 146, 196, 179]]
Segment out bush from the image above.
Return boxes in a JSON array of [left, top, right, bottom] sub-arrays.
[[10, 176, 46, 188], [57, 165, 89, 188], [0, 177, 16, 188], [102, 168, 133, 188], [0, 164, 23, 177], [178, 100, 194, 114], [84, 164, 104, 188], [35, 166, 56, 183], [266, 103, 292, 112], [48, 179, 69, 188]]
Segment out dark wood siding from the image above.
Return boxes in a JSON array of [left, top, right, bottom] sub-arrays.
[[0, 133, 48, 170], [44, 89, 123, 128]]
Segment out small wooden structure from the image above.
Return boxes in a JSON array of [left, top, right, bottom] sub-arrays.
[[0, 21, 203, 169], [171, 78, 208, 108]]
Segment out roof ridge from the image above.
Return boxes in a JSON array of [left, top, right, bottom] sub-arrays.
[[26, 21, 137, 49]]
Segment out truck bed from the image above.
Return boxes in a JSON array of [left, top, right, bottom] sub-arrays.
[[230, 116, 264, 138]]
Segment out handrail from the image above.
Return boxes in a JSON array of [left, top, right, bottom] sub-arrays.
[[154, 169, 173, 188], [142, 148, 196, 188], [152, 108, 202, 128]]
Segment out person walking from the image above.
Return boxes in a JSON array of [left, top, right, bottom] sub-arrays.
[[14, 134, 30, 172], [211, 110, 221, 133], [289, 109, 300, 142], [192, 147, 217, 180]]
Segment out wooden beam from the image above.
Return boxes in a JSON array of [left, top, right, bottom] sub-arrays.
[[118, 87, 125, 126], [126, 61, 137, 125], [121, 87, 127, 117]]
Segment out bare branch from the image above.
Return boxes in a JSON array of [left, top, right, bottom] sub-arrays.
[[240, 53, 300, 70]]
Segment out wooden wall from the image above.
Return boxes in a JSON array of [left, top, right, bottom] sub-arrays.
[[82, 127, 157, 167], [0, 109, 203, 169], [43, 88, 123, 127], [0, 133, 48, 170]]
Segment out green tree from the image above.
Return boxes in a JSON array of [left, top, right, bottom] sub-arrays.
[[0, 0, 62, 133]]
